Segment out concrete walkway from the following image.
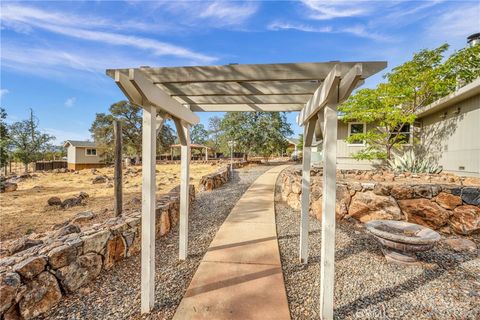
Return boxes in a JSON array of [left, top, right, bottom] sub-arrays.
[[174, 165, 291, 320]]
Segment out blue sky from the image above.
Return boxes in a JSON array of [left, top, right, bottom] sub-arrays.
[[1, 0, 479, 144]]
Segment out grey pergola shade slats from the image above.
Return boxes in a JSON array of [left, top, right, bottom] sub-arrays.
[[160, 81, 321, 96], [173, 94, 312, 105]]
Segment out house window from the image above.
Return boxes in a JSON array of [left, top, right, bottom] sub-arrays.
[[86, 148, 97, 156], [348, 122, 366, 145], [390, 124, 412, 144]]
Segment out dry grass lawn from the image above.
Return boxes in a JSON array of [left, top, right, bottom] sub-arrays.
[[0, 163, 222, 241]]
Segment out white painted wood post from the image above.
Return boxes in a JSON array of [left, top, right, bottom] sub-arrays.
[[319, 102, 338, 320], [178, 122, 191, 260], [141, 105, 157, 314], [299, 117, 316, 263]]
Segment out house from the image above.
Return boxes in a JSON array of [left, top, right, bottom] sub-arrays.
[[313, 77, 480, 177], [63, 140, 105, 170]]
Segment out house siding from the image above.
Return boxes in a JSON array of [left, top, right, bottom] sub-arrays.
[[419, 95, 480, 177]]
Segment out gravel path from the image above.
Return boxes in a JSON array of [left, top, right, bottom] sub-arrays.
[[274, 170, 480, 320], [41, 164, 272, 320]]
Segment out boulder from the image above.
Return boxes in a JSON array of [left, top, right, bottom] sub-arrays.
[[373, 184, 391, 196], [13, 256, 47, 280], [398, 199, 450, 229], [47, 197, 62, 206], [81, 230, 110, 254], [1, 182, 18, 193], [92, 175, 107, 184], [347, 191, 402, 222], [434, 192, 462, 210], [335, 184, 351, 219], [61, 197, 83, 209], [54, 253, 102, 293], [443, 238, 477, 252], [291, 181, 301, 194], [78, 192, 89, 200], [0, 272, 22, 314], [159, 211, 171, 237], [47, 244, 77, 269], [461, 187, 480, 206], [449, 205, 480, 235], [104, 235, 126, 269], [18, 272, 62, 319], [71, 211, 95, 224]]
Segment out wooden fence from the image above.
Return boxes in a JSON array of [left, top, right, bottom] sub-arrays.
[[35, 161, 68, 171]]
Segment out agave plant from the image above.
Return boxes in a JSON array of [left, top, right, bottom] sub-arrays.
[[387, 149, 442, 174]]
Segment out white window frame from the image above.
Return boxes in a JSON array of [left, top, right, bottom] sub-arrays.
[[347, 122, 366, 146], [390, 123, 413, 146], [85, 148, 97, 156]]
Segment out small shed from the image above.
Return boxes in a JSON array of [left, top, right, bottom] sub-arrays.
[[64, 140, 105, 170]]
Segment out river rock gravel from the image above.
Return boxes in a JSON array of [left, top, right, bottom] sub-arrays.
[[40, 164, 272, 320], [274, 172, 480, 320]]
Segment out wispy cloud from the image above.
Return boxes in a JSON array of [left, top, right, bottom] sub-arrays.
[[268, 21, 391, 42], [300, 0, 369, 20], [64, 97, 76, 108], [1, 3, 216, 63], [0, 89, 9, 98], [153, 1, 259, 27], [426, 3, 480, 39]]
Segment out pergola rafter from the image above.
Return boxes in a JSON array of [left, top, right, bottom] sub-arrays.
[[106, 60, 387, 319]]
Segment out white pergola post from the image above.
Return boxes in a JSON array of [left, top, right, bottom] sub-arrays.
[[299, 117, 317, 263], [141, 105, 157, 314], [319, 100, 338, 320], [175, 119, 191, 260]]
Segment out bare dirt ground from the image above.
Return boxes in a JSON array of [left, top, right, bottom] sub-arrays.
[[0, 163, 222, 241]]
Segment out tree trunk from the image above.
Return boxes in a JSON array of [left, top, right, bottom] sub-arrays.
[[114, 121, 123, 217]]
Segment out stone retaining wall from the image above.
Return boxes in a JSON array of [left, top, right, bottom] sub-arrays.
[[0, 185, 195, 319], [199, 161, 257, 192], [280, 168, 480, 236]]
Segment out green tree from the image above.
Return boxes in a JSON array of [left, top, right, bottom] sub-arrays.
[[219, 112, 292, 160], [339, 43, 480, 160], [9, 109, 54, 172], [90, 101, 175, 162], [190, 123, 208, 145], [0, 108, 10, 173], [207, 116, 222, 151]]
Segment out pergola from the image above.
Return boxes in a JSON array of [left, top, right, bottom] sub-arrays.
[[106, 61, 386, 319]]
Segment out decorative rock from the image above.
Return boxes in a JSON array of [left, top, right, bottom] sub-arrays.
[[390, 185, 413, 199], [18, 272, 62, 319], [398, 199, 450, 229], [335, 184, 351, 219], [291, 181, 301, 194], [159, 211, 171, 237], [78, 192, 89, 200], [412, 185, 433, 198], [443, 238, 477, 252], [373, 184, 391, 196], [47, 245, 77, 269], [348, 191, 402, 222], [434, 192, 462, 210], [104, 235, 126, 269], [7, 238, 43, 256], [54, 224, 80, 238], [71, 211, 95, 224], [0, 272, 22, 314], [449, 205, 480, 235], [461, 187, 480, 206], [82, 230, 111, 254], [47, 197, 62, 206], [55, 253, 102, 293], [13, 256, 47, 280]]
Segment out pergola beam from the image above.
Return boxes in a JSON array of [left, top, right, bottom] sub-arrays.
[[174, 94, 311, 105], [298, 66, 341, 125], [129, 69, 200, 125], [189, 103, 304, 112]]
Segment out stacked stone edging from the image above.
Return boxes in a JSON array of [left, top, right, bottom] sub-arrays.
[[199, 161, 257, 192], [0, 185, 195, 319], [280, 168, 480, 236]]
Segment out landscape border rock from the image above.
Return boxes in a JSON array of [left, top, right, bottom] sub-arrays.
[[0, 185, 195, 319], [279, 168, 480, 235]]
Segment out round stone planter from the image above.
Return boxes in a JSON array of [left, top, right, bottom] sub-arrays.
[[365, 220, 441, 266]]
